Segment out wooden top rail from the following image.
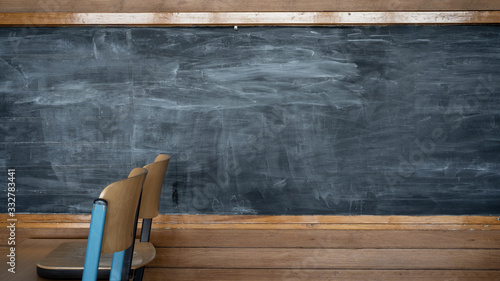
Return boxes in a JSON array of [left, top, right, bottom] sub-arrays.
[[1, 0, 500, 25], [1, 11, 500, 26], [3, 0, 500, 13]]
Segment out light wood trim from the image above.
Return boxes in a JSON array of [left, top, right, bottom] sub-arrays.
[[1, 214, 91, 223], [2, 0, 500, 13], [4, 214, 500, 224], [5, 222, 500, 230], [153, 214, 500, 225], [1, 11, 500, 26], [143, 268, 500, 281]]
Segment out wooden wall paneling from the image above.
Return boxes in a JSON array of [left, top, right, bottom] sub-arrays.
[[2, 215, 500, 281]]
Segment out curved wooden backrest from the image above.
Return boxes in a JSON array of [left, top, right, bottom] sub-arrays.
[[99, 167, 147, 253], [138, 154, 171, 219]]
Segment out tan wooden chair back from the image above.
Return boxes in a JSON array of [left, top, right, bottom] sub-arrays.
[[99, 167, 147, 253], [138, 154, 171, 219]]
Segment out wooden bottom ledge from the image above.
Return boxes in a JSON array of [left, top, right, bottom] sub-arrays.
[[1, 11, 500, 26]]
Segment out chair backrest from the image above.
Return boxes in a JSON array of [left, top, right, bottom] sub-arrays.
[[138, 154, 171, 219], [99, 167, 147, 253]]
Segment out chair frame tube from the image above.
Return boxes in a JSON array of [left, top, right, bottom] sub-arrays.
[[132, 218, 153, 281], [82, 199, 108, 281], [140, 218, 153, 242]]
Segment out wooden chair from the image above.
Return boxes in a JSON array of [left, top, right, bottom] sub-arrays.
[[36, 167, 150, 280], [130, 154, 170, 281], [36, 154, 170, 280]]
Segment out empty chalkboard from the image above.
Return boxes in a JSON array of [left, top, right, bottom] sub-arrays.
[[0, 26, 499, 215]]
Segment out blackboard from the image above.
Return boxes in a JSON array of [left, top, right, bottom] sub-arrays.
[[1, 26, 499, 215]]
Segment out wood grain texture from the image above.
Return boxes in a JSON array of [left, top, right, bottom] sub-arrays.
[[152, 248, 500, 269], [4, 213, 500, 222], [0, 228, 89, 246], [3, 228, 500, 249], [2, 0, 500, 13], [148, 229, 500, 249], [4, 231, 500, 281], [1, 11, 500, 26], [153, 214, 500, 225], [4, 214, 499, 224], [98, 167, 146, 253], [0, 239, 80, 281], [1, 214, 499, 235], [143, 268, 500, 281], [36, 240, 155, 270]]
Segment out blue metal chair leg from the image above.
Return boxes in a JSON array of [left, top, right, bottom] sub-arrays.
[[82, 199, 108, 281]]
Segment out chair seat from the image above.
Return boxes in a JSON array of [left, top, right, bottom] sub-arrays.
[[36, 240, 156, 279]]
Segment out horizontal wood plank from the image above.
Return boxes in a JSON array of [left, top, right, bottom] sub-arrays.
[[0, 214, 91, 223], [154, 214, 500, 225], [1, 215, 499, 240], [4, 213, 500, 225], [2, 0, 500, 13], [149, 229, 500, 249], [5, 222, 499, 230], [4, 235, 500, 280], [1, 11, 500, 26], [144, 268, 500, 281], [152, 248, 500, 269], [5, 242, 500, 281], [0, 228, 89, 246], [2, 227, 500, 249]]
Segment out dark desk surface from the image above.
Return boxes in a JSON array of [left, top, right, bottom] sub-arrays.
[[1, 239, 81, 281]]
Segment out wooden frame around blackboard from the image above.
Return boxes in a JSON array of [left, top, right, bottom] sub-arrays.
[[1, 0, 500, 26], [1, 11, 500, 26]]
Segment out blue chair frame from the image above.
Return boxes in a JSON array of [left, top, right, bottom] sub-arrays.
[[80, 167, 147, 281]]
